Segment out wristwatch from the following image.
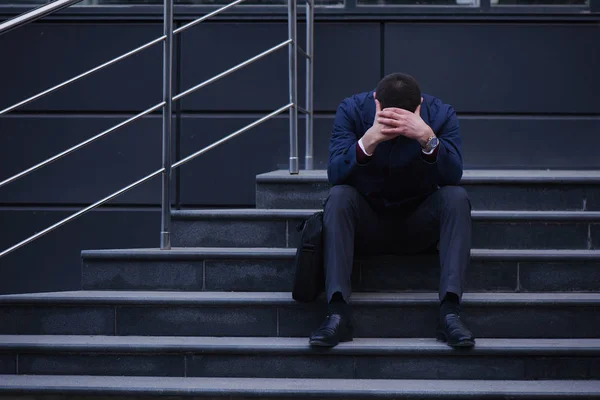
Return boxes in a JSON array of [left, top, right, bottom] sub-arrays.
[[422, 135, 440, 154]]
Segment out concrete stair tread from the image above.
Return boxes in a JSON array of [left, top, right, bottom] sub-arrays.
[[2, 290, 599, 305], [83, 247, 296, 259], [256, 169, 600, 184], [172, 209, 600, 221], [169, 209, 600, 250], [82, 247, 600, 261], [1, 375, 599, 397], [2, 335, 600, 355], [255, 170, 600, 210]]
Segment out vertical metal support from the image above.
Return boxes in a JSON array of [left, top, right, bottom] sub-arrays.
[[160, 0, 174, 250], [288, 0, 299, 174], [304, 0, 314, 170]]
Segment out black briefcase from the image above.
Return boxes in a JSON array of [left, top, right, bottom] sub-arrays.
[[292, 211, 325, 302]]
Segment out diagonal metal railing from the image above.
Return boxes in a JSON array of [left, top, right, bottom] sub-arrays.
[[0, 36, 167, 116], [0, 104, 293, 259], [0, 0, 83, 36], [0, 0, 314, 258]]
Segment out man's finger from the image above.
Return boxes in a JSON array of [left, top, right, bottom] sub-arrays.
[[381, 127, 402, 136], [374, 93, 381, 114], [384, 107, 412, 115], [377, 117, 403, 128], [380, 124, 403, 133], [378, 110, 406, 121]]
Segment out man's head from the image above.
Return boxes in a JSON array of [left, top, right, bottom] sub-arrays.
[[375, 73, 421, 112]]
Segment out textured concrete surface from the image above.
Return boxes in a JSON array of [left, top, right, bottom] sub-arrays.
[[256, 170, 600, 183], [83, 260, 203, 291], [3, 336, 599, 354], [255, 170, 600, 210], [0, 355, 15, 374], [0, 306, 114, 335], [1, 292, 599, 337], [1, 375, 600, 398], [18, 354, 184, 377], [166, 209, 600, 249], [519, 262, 600, 292]]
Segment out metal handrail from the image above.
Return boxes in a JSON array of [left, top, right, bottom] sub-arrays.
[[288, 0, 298, 174], [297, 46, 311, 61], [173, 103, 293, 169], [0, 0, 313, 257], [297, 106, 309, 115], [0, 36, 167, 116], [0, 102, 165, 189], [0, 168, 164, 259], [160, 0, 174, 248], [173, 0, 245, 34], [0, 40, 293, 190], [0, 0, 82, 37], [0, 0, 250, 117], [305, 0, 314, 169], [173, 39, 292, 102], [0, 105, 292, 259]]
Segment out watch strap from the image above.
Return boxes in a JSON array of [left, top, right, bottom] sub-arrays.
[[423, 135, 438, 153]]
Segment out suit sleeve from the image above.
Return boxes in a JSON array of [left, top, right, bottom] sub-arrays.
[[327, 99, 362, 186], [424, 105, 464, 186]]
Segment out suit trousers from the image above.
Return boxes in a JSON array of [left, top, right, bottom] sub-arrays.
[[323, 184, 472, 303]]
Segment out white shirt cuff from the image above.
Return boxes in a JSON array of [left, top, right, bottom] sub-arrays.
[[358, 138, 373, 157]]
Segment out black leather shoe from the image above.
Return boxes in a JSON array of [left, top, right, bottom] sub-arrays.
[[436, 313, 475, 348], [309, 313, 353, 347]]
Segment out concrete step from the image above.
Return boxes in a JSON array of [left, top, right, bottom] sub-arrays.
[[1, 336, 599, 380], [82, 248, 600, 293], [171, 209, 600, 250], [1, 375, 599, 399], [1, 291, 598, 339], [255, 169, 600, 210]]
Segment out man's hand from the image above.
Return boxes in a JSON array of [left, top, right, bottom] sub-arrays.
[[377, 103, 434, 147], [361, 93, 402, 154]]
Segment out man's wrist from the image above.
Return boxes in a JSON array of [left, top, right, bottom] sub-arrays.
[[358, 137, 372, 157], [362, 129, 379, 154], [419, 127, 435, 148]]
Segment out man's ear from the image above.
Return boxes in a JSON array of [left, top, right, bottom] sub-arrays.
[[415, 97, 424, 114]]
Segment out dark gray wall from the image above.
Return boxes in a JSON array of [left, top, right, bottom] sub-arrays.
[[0, 16, 598, 293]]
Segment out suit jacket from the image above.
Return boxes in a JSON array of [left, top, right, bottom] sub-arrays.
[[327, 91, 463, 211]]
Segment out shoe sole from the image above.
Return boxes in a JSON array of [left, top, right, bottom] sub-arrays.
[[446, 339, 476, 348], [309, 336, 353, 348], [436, 333, 475, 349]]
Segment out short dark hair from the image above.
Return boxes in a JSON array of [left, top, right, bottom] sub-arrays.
[[375, 73, 421, 112]]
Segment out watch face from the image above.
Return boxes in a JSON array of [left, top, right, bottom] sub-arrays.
[[429, 137, 439, 149]]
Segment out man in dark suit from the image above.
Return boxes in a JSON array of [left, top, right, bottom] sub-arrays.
[[309, 73, 475, 349]]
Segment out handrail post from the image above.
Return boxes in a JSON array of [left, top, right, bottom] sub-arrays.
[[305, 0, 314, 170], [288, 0, 299, 175], [160, 0, 174, 250]]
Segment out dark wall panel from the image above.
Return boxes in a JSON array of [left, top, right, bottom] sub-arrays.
[[313, 115, 335, 170], [312, 23, 381, 111], [180, 114, 600, 207], [0, 208, 158, 295], [0, 23, 163, 112], [180, 22, 380, 112], [0, 115, 170, 205], [178, 115, 340, 206], [460, 117, 600, 169], [179, 115, 301, 206], [312, 116, 600, 170], [384, 23, 600, 114]]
